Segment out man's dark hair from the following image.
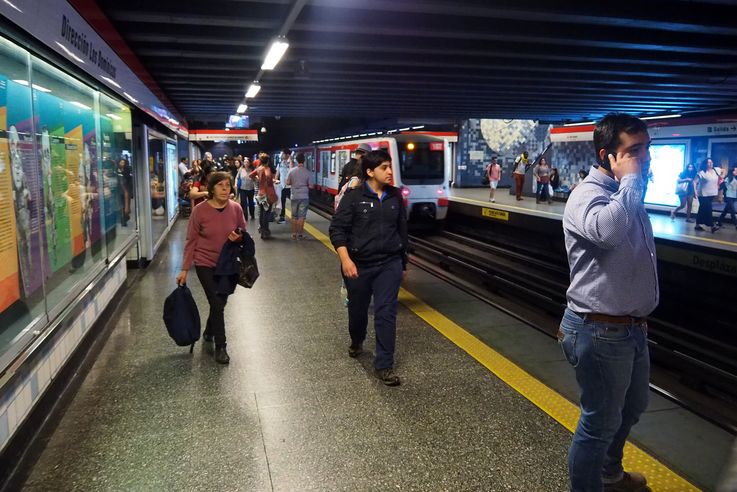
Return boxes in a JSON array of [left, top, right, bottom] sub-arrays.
[[593, 112, 648, 167], [207, 171, 233, 198], [282, 148, 291, 156], [361, 150, 392, 180], [296, 152, 305, 164]]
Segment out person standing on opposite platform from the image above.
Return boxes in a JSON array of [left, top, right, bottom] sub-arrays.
[[176, 172, 247, 364], [533, 157, 553, 205], [329, 150, 408, 386], [558, 113, 657, 492], [286, 152, 312, 240], [486, 156, 502, 202], [513, 150, 529, 200]]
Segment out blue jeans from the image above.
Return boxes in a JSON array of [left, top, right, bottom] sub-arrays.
[[344, 257, 402, 370], [558, 308, 650, 492]]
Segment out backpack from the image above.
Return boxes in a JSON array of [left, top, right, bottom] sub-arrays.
[[334, 177, 360, 211], [163, 285, 201, 352]]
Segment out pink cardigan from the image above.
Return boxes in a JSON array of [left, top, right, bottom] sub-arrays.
[[182, 200, 247, 269]]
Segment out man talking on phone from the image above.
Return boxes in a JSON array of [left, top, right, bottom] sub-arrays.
[[558, 113, 657, 492]]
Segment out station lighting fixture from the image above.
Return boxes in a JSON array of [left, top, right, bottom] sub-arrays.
[[563, 121, 595, 127], [101, 76, 121, 88], [407, 142, 415, 150], [641, 114, 681, 120], [260, 126, 267, 133], [245, 83, 261, 98], [123, 92, 138, 103], [261, 37, 289, 70], [237, 103, 248, 114]]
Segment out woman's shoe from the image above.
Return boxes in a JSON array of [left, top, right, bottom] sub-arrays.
[[214, 345, 230, 364], [694, 225, 704, 231], [685, 218, 695, 223], [711, 225, 720, 233]]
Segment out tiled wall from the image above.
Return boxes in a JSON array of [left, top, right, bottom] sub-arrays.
[[550, 141, 597, 189], [0, 260, 127, 452], [456, 119, 552, 189]]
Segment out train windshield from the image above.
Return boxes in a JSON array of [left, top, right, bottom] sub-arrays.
[[398, 141, 445, 184]]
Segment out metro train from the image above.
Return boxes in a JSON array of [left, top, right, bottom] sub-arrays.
[[276, 132, 457, 221]]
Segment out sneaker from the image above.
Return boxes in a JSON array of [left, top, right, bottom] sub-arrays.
[[491, 198, 495, 203], [694, 225, 704, 231], [214, 345, 230, 364], [685, 218, 695, 223], [711, 225, 720, 233], [603, 471, 649, 491], [276, 218, 285, 224], [374, 367, 401, 386], [291, 233, 297, 240], [297, 234, 304, 240], [348, 344, 363, 358]]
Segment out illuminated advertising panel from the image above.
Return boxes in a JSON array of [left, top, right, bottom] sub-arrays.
[[644, 143, 686, 207]]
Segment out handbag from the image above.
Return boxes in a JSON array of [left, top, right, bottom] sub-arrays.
[[237, 232, 259, 288], [676, 181, 689, 195]]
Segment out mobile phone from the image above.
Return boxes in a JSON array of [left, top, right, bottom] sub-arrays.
[[235, 227, 243, 235]]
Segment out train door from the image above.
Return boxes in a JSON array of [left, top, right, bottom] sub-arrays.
[[319, 149, 330, 191]]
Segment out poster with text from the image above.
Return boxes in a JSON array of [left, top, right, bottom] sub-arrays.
[[35, 90, 71, 272], [99, 117, 118, 233], [8, 80, 45, 297], [0, 78, 20, 312]]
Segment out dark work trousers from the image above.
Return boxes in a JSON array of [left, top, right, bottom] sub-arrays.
[[344, 257, 403, 370], [536, 181, 550, 202], [258, 201, 273, 235], [279, 187, 291, 219], [195, 266, 229, 346], [718, 196, 736, 225], [696, 195, 715, 227], [239, 188, 255, 219]]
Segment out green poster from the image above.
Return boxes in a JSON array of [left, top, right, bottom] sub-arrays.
[[35, 90, 70, 272]]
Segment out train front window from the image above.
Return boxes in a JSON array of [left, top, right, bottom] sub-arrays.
[[398, 142, 444, 184]]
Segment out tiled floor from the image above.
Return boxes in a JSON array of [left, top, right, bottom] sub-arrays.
[[21, 217, 573, 491]]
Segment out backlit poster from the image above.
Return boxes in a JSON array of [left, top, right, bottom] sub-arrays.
[[8, 80, 45, 297], [100, 116, 118, 234], [35, 90, 71, 272], [644, 143, 686, 207], [64, 124, 83, 256], [166, 142, 177, 221], [0, 78, 20, 311]]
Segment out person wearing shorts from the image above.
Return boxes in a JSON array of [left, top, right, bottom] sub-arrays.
[[286, 152, 312, 239], [487, 156, 502, 202]]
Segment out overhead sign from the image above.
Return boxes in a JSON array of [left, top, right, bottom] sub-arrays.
[[0, 0, 186, 135], [550, 125, 595, 142], [188, 129, 259, 142]]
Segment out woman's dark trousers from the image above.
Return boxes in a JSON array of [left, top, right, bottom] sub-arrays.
[[195, 266, 229, 347]]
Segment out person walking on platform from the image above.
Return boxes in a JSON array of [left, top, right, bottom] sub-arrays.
[[237, 157, 256, 220], [559, 113, 657, 492], [670, 163, 697, 222], [286, 152, 312, 240], [176, 172, 246, 364], [513, 150, 529, 200], [250, 155, 278, 239], [695, 157, 724, 233], [276, 149, 293, 224], [716, 166, 737, 229], [533, 157, 553, 205], [329, 150, 408, 387], [486, 156, 502, 202]]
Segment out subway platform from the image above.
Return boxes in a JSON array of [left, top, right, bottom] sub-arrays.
[[11, 212, 733, 491]]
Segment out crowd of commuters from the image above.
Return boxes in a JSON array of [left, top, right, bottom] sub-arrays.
[[669, 158, 735, 233]]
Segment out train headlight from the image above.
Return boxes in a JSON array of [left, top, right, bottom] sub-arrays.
[[401, 187, 411, 197], [406, 142, 415, 151]]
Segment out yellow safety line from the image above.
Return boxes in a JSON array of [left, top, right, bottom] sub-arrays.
[[303, 215, 700, 492]]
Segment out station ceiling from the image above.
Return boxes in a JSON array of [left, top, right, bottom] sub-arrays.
[[89, 0, 737, 124]]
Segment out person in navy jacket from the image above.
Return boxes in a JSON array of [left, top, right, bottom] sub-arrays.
[[329, 150, 408, 386]]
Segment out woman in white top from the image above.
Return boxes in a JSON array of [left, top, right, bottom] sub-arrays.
[[237, 158, 256, 220], [695, 158, 724, 232], [716, 166, 737, 229]]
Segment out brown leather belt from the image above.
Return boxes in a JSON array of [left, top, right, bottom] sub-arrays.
[[576, 312, 647, 325]]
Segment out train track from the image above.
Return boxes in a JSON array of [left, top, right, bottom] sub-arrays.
[[309, 198, 737, 434]]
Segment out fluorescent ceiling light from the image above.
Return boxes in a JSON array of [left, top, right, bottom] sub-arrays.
[[237, 103, 248, 114], [101, 76, 121, 88], [412, 125, 425, 129], [71, 101, 91, 110], [123, 92, 138, 103], [563, 121, 595, 127], [399, 127, 410, 131], [261, 38, 289, 70], [55, 41, 85, 64], [641, 114, 681, 121], [4, 0, 23, 13], [169, 118, 180, 126], [105, 113, 121, 120], [245, 83, 261, 98]]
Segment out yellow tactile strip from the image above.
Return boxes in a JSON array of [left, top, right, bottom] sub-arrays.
[[302, 218, 700, 491]]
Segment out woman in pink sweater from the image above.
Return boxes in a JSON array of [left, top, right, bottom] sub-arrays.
[[176, 172, 246, 364]]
